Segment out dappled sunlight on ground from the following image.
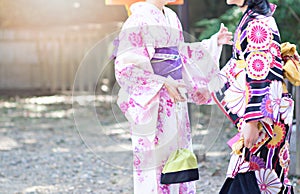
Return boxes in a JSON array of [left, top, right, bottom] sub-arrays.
[[0, 95, 299, 193]]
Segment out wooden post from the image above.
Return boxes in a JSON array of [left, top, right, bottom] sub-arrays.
[[296, 86, 300, 175], [177, 0, 189, 33]]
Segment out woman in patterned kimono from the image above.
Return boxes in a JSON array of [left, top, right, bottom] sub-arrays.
[[114, 0, 232, 193], [212, 0, 295, 193]]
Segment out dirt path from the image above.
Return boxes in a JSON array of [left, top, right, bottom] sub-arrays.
[[0, 95, 299, 194]]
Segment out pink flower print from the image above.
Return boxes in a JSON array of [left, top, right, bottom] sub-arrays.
[[190, 90, 210, 105], [195, 50, 204, 60], [269, 43, 281, 58], [247, 20, 272, 50], [119, 67, 132, 78], [160, 185, 170, 194], [250, 156, 265, 170], [158, 103, 164, 113], [253, 59, 265, 71], [246, 52, 270, 80], [250, 25, 268, 44], [129, 98, 136, 107], [138, 138, 144, 146], [128, 32, 143, 47], [266, 47, 281, 69], [166, 99, 173, 107], [187, 46, 193, 58], [119, 102, 129, 113], [228, 62, 238, 78], [261, 94, 274, 119], [154, 135, 159, 145], [142, 47, 149, 57], [133, 156, 141, 168], [179, 184, 188, 193], [255, 168, 282, 194], [186, 120, 190, 129], [137, 77, 147, 85], [279, 141, 290, 169], [136, 169, 142, 176], [181, 55, 188, 64], [166, 108, 171, 117]]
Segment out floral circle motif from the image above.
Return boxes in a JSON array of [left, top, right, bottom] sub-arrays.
[[247, 20, 272, 50], [279, 141, 290, 169], [266, 51, 275, 68], [266, 43, 281, 68], [255, 168, 282, 194], [267, 122, 286, 148], [269, 42, 281, 58], [261, 94, 273, 119], [250, 156, 265, 171], [280, 97, 294, 126], [246, 52, 270, 80], [269, 80, 283, 121], [224, 71, 251, 117]]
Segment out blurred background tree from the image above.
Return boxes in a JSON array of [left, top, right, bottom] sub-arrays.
[[194, 0, 300, 49]]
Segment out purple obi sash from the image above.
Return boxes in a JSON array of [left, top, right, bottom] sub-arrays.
[[151, 47, 182, 80]]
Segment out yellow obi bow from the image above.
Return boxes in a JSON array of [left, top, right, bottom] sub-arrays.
[[281, 42, 300, 86]]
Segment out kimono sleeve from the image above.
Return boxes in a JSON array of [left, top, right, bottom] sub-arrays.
[[200, 33, 223, 65], [178, 38, 225, 105], [115, 18, 165, 108], [240, 18, 284, 123]]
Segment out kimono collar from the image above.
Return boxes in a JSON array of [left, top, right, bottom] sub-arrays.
[[243, 3, 277, 19], [269, 3, 277, 15]]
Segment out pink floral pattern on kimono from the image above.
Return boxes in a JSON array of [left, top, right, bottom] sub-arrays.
[[115, 2, 223, 194]]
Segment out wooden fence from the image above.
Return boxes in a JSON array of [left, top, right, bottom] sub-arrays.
[[0, 22, 122, 93]]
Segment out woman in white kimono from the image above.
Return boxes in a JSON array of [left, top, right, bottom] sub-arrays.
[[114, 0, 232, 193]]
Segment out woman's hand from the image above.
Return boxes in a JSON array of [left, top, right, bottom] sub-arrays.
[[164, 83, 186, 102], [241, 121, 260, 148], [217, 23, 233, 46], [163, 76, 186, 102]]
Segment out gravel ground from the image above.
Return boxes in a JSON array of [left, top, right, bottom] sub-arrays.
[[0, 95, 299, 194]]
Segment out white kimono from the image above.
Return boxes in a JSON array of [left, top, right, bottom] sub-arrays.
[[115, 2, 223, 193]]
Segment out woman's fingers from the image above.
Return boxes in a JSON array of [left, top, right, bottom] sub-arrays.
[[243, 137, 255, 148], [218, 24, 233, 46], [241, 121, 260, 148], [164, 83, 186, 102]]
